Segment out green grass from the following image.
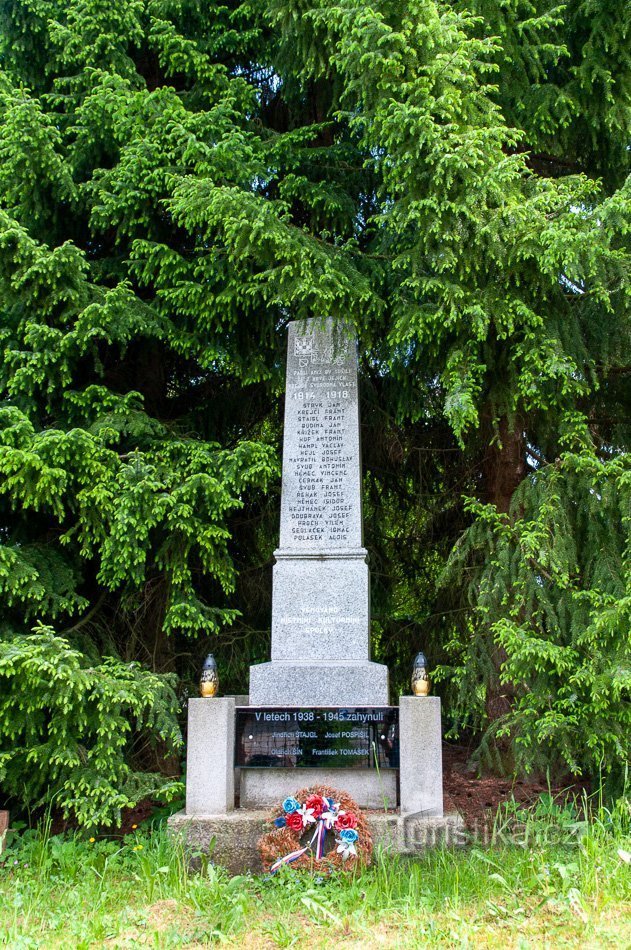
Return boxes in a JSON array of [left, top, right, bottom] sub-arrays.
[[1, 795, 629, 948]]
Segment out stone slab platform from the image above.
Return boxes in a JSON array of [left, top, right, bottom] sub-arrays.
[[248, 660, 389, 706], [168, 808, 465, 875]]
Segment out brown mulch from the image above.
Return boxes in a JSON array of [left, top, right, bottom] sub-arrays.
[[441, 741, 590, 831], [49, 797, 159, 837]]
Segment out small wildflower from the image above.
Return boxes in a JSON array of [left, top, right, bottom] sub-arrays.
[[89, 837, 95, 843], [133, 844, 144, 851], [131, 824, 138, 829]]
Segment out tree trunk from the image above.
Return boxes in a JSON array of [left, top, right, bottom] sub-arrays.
[[481, 414, 526, 726], [482, 414, 527, 516]]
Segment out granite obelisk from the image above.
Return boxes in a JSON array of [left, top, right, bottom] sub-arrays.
[[249, 318, 389, 706]]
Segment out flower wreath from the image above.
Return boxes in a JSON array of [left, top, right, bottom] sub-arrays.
[[258, 785, 372, 874]]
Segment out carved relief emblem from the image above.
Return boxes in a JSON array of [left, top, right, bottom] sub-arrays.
[[294, 338, 314, 356], [321, 340, 352, 365], [294, 333, 351, 366], [295, 336, 313, 367]]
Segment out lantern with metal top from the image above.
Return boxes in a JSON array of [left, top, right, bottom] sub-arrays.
[[200, 654, 219, 697], [411, 651, 430, 696]]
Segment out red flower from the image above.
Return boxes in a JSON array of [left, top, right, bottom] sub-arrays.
[[335, 811, 357, 831], [305, 795, 327, 819], [286, 811, 303, 832]]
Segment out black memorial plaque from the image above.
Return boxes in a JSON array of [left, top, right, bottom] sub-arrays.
[[235, 707, 399, 769]]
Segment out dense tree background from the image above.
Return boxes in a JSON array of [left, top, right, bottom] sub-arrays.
[[0, 0, 628, 826]]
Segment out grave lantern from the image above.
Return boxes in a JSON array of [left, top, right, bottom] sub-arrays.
[[411, 651, 430, 696], [199, 654, 219, 697]]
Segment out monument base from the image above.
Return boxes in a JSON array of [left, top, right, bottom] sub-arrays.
[[240, 768, 397, 809], [167, 808, 465, 875], [248, 660, 389, 706], [178, 695, 449, 872]]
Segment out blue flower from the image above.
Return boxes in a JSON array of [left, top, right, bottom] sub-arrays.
[[282, 796, 301, 814], [339, 829, 359, 844], [274, 816, 287, 828], [326, 797, 335, 809]]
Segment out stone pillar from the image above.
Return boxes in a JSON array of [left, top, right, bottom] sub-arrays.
[[185, 698, 235, 815], [399, 696, 443, 816], [249, 318, 388, 706], [0, 810, 8, 855]]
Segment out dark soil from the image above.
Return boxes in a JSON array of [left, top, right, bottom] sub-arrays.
[[442, 741, 590, 832], [48, 797, 161, 837], [116, 797, 159, 836]]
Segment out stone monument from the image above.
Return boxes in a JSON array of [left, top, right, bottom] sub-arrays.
[[168, 318, 462, 871], [244, 318, 391, 807], [249, 319, 388, 706]]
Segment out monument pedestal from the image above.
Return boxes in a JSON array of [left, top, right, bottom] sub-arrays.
[[168, 807, 465, 876], [172, 692, 462, 872], [249, 550, 388, 707], [240, 765, 396, 810], [184, 698, 235, 816], [249, 661, 389, 708], [170, 693, 463, 873], [182, 695, 445, 815]]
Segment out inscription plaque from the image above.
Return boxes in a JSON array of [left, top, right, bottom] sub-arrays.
[[280, 322, 361, 551], [235, 707, 399, 769]]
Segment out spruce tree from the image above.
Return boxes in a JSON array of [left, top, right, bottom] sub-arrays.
[[0, 0, 628, 822]]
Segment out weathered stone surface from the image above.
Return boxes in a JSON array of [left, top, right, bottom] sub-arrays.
[[168, 810, 269, 876], [240, 768, 397, 810], [0, 811, 8, 855], [167, 808, 465, 875], [396, 810, 464, 850], [185, 698, 235, 815], [270, 555, 369, 661], [248, 660, 389, 707], [399, 696, 443, 816], [279, 319, 363, 553]]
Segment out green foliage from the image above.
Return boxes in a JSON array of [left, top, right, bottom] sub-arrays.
[[0, 0, 281, 823], [438, 452, 631, 783], [0, 625, 182, 828], [0, 0, 628, 816]]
